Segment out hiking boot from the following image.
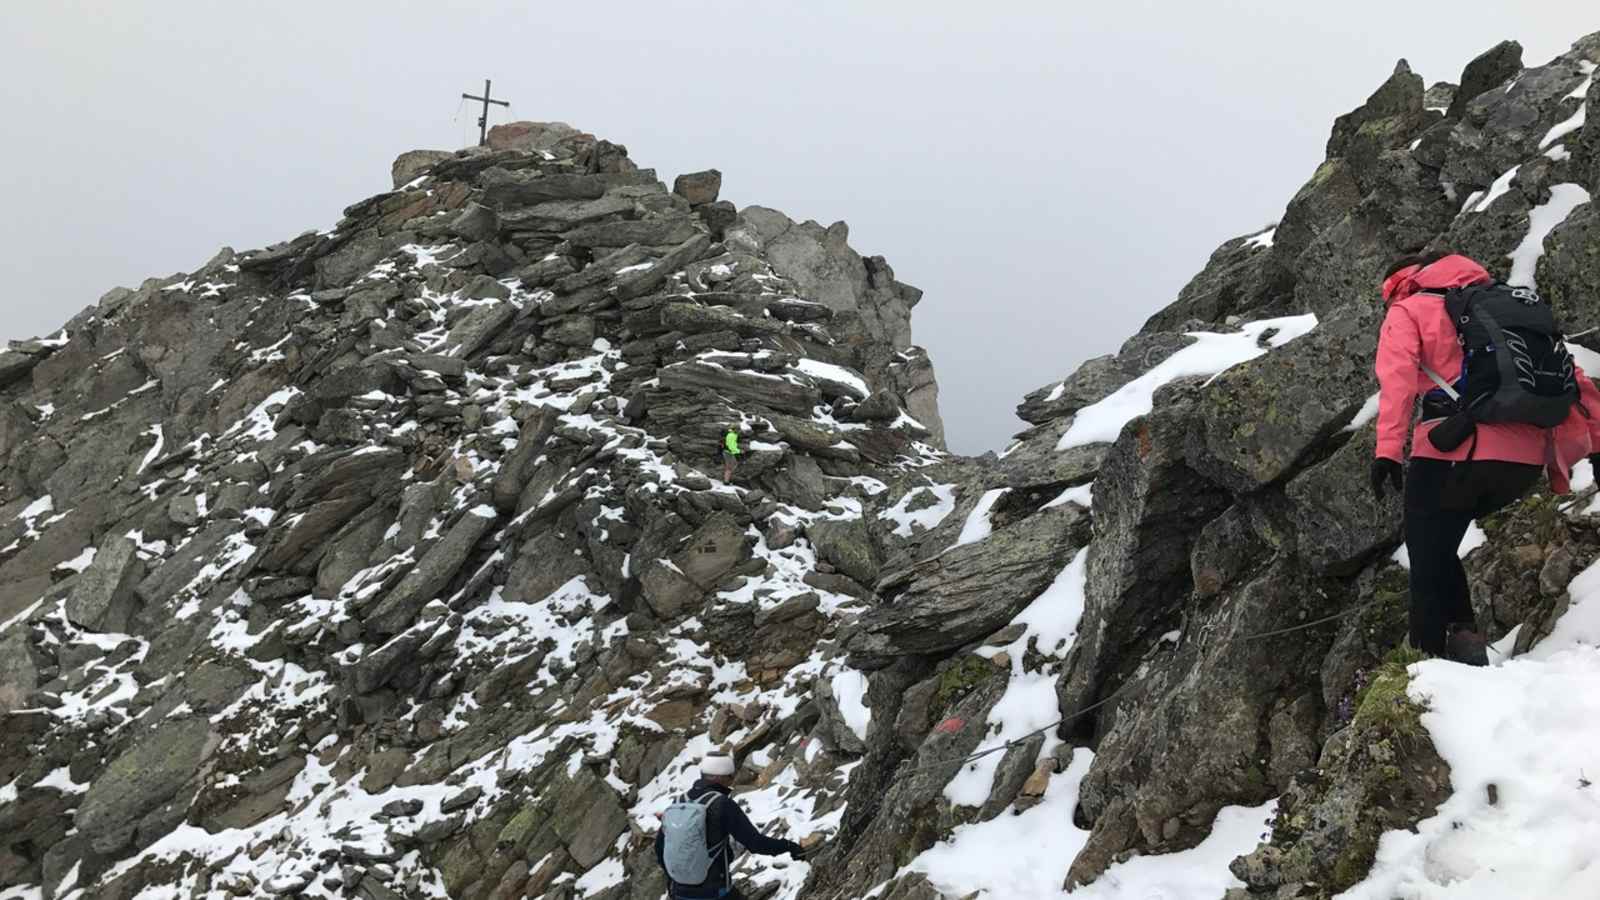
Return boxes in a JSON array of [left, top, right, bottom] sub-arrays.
[[1445, 625, 1489, 667]]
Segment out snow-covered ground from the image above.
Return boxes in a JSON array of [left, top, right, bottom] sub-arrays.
[[1341, 557, 1600, 900]]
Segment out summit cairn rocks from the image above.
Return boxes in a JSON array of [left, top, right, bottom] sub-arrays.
[[672, 169, 722, 206]]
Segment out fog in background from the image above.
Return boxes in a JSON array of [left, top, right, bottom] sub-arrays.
[[1, 1, 1590, 452]]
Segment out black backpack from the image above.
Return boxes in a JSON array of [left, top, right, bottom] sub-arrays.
[[1428, 282, 1578, 427]]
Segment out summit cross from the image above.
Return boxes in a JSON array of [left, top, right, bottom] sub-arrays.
[[461, 79, 510, 147]]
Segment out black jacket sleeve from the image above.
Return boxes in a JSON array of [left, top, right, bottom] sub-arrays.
[[720, 797, 799, 857]]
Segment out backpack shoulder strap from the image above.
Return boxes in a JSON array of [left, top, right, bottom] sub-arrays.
[[1421, 364, 1461, 402], [1443, 284, 1475, 328]]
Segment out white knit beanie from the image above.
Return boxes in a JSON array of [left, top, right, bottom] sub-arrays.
[[700, 753, 736, 777]]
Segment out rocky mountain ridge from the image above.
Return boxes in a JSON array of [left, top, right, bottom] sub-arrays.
[[1, 29, 1598, 900]]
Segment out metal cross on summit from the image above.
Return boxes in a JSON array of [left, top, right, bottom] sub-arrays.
[[461, 79, 510, 147]]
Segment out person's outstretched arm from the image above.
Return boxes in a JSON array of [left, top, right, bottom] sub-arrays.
[[721, 798, 801, 857], [1374, 305, 1423, 462]]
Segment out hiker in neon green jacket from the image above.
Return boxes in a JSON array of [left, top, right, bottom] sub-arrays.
[[722, 426, 742, 483]]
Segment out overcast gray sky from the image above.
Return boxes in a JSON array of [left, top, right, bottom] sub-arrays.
[[1, 2, 1591, 453]]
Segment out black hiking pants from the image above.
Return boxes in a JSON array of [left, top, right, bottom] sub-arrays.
[[1404, 458, 1541, 655]]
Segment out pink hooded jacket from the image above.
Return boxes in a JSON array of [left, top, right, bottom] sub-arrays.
[[1374, 254, 1600, 493]]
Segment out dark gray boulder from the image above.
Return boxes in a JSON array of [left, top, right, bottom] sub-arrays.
[[1056, 385, 1231, 728], [64, 534, 145, 632], [479, 172, 609, 210], [845, 503, 1090, 668], [1446, 39, 1524, 121], [390, 149, 451, 188], [805, 518, 880, 585], [1284, 425, 1402, 574], [0, 629, 38, 713], [657, 360, 820, 416], [1187, 303, 1381, 493], [0, 351, 40, 389], [363, 507, 499, 636], [75, 717, 214, 854], [442, 301, 517, 358], [638, 514, 749, 619], [1065, 562, 1339, 888], [1140, 233, 1290, 333], [672, 170, 722, 206], [1538, 203, 1600, 337]]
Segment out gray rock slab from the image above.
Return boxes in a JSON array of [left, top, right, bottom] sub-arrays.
[[64, 534, 145, 632], [364, 507, 499, 636]]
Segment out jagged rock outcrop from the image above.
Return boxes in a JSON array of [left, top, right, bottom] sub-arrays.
[[0, 124, 950, 900]]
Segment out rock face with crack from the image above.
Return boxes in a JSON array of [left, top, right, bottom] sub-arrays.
[[1, 27, 1599, 900]]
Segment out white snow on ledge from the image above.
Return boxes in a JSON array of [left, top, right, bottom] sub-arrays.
[[880, 484, 958, 537], [830, 669, 871, 744], [1507, 183, 1591, 288], [954, 488, 1009, 547], [1057, 314, 1319, 450]]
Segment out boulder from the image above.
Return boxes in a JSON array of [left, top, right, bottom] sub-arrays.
[[1056, 384, 1231, 725], [1283, 425, 1402, 574], [0, 351, 40, 389], [391, 150, 452, 189], [490, 407, 560, 512], [672, 169, 722, 206], [1064, 562, 1336, 888], [0, 629, 38, 713], [658, 360, 821, 416], [1446, 40, 1524, 120], [1229, 659, 1450, 895], [1187, 303, 1381, 493], [499, 196, 635, 233], [442, 301, 516, 358], [64, 534, 145, 632], [563, 218, 702, 250], [845, 503, 1090, 668], [75, 717, 214, 854], [486, 120, 584, 153], [1140, 234, 1289, 333], [1538, 203, 1600, 336], [364, 507, 499, 636], [805, 518, 880, 585], [446, 203, 498, 242], [1574, 75, 1600, 193], [735, 206, 922, 350], [480, 173, 609, 211], [640, 514, 750, 619], [1443, 49, 1597, 190]]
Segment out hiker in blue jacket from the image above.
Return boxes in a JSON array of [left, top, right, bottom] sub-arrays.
[[654, 753, 805, 899]]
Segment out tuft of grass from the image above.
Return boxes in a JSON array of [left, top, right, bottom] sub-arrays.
[[1351, 645, 1428, 738]]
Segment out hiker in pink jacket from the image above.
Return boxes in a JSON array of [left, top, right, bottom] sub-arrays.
[[1372, 252, 1600, 662]]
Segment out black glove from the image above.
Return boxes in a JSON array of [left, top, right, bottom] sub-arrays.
[[1589, 454, 1600, 476], [784, 840, 808, 859], [1370, 458, 1403, 499]]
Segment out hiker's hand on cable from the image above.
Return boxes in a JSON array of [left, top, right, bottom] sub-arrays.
[[784, 840, 807, 859], [1369, 458, 1403, 499]]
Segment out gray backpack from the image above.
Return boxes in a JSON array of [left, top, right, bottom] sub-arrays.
[[661, 792, 727, 886]]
